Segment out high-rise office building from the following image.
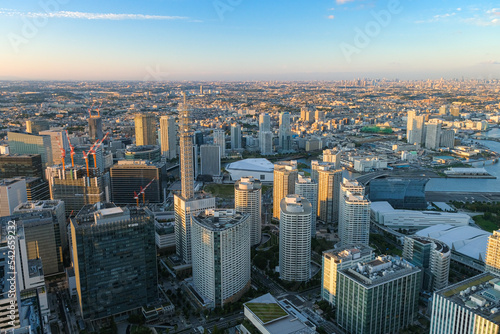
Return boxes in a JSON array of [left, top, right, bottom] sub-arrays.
[[279, 195, 311, 282], [7, 131, 53, 167], [406, 110, 425, 145], [124, 145, 161, 163], [134, 113, 157, 146], [430, 272, 500, 334], [0, 178, 27, 217], [339, 179, 370, 246], [259, 131, 273, 155], [440, 129, 455, 148], [110, 160, 163, 204], [46, 165, 107, 216], [160, 116, 177, 159], [278, 112, 291, 152], [14, 200, 66, 272], [194, 131, 204, 147], [231, 123, 241, 150], [23, 177, 50, 201], [295, 174, 318, 237], [213, 129, 226, 158], [235, 176, 262, 246], [425, 121, 441, 150], [0, 154, 44, 179], [175, 97, 216, 264], [39, 129, 70, 167], [88, 115, 104, 142], [485, 230, 500, 275], [322, 244, 374, 306], [403, 235, 450, 291], [322, 148, 341, 169], [71, 203, 157, 319], [191, 209, 251, 308], [259, 113, 273, 155], [317, 166, 342, 224], [25, 119, 49, 135], [273, 161, 298, 219], [174, 195, 215, 264], [10, 210, 63, 275], [337, 255, 421, 334], [200, 145, 221, 176]]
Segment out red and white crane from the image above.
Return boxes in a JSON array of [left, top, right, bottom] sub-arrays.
[[133, 178, 156, 207]]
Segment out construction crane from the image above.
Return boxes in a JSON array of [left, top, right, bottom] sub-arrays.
[[65, 130, 75, 167], [89, 131, 110, 168], [133, 178, 156, 207], [87, 101, 95, 118], [82, 150, 90, 177]]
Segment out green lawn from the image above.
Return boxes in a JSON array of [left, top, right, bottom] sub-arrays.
[[474, 215, 500, 232], [442, 274, 494, 298], [245, 303, 288, 323], [204, 184, 235, 198]]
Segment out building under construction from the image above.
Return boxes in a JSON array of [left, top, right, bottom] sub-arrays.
[[110, 160, 164, 205], [46, 165, 109, 216]]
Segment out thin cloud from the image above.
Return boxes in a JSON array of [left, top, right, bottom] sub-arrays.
[[0, 9, 189, 21], [480, 60, 500, 65], [328, 15, 335, 20], [336, 0, 355, 5]]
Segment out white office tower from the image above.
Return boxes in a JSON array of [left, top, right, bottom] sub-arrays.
[[295, 175, 318, 237], [260, 131, 273, 155], [425, 121, 442, 150], [273, 161, 298, 219], [485, 230, 500, 275], [322, 244, 374, 306], [440, 129, 455, 148], [235, 177, 262, 246], [230, 123, 241, 150], [323, 148, 341, 169], [175, 96, 216, 264], [317, 165, 343, 224], [339, 179, 370, 246], [406, 110, 425, 145], [0, 178, 28, 217], [160, 116, 177, 159], [403, 236, 450, 291], [259, 113, 273, 155], [191, 209, 251, 308], [200, 145, 221, 176], [279, 112, 292, 152], [279, 195, 312, 282], [213, 129, 226, 158]]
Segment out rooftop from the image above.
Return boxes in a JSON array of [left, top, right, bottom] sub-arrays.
[[341, 255, 420, 287], [416, 224, 491, 261], [437, 273, 500, 324], [193, 209, 248, 231], [226, 158, 274, 172], [323, 244, 374, 263]]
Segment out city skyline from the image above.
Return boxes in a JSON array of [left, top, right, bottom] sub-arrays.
[[0, 0, 499, 81]]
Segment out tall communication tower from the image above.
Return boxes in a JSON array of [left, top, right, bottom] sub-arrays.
[[179, 93, 194, 200]]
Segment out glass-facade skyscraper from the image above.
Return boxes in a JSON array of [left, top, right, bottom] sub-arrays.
[[71, 203, 158, 320]]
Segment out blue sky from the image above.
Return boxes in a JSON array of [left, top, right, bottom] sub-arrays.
[[0, 0, 499, 80]]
